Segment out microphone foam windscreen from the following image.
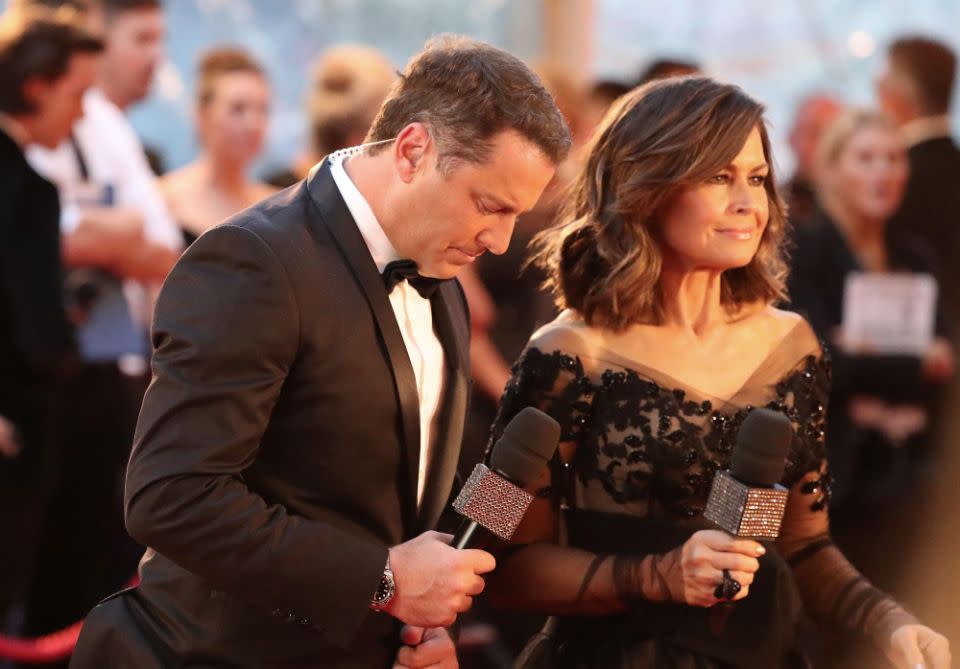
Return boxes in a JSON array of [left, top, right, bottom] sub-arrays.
[[489, 407, 561, 486], [730, 408, 794, 487]]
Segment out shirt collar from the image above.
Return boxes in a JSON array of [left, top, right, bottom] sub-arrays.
[[328, 150, 400, 274], [901, 115, 953, 148], [0, 113, 30, 149]]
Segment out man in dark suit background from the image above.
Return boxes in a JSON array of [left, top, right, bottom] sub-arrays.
[[0, 5, 102, 628], [71, 35, 570, 668], [877, 36, 960, 325]]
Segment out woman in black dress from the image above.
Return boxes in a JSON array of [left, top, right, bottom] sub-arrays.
[[483, 78, 949, 669], [788, 109, 954, 507]]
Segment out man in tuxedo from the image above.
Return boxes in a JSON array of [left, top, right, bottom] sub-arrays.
[[71, 35, 570, 668], [0, 6, 102, 624], [877, 36, 960, 324]]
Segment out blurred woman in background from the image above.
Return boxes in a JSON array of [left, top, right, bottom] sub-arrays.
[[788, 109, 954, 508], [265, 44, 395, 187], [161, 46, 275, 246]]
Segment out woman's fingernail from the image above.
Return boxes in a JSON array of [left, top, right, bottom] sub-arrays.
[[756, 545, 766, 555]]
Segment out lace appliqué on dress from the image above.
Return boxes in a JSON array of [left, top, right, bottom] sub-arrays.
[[489, 346, 833, 517]]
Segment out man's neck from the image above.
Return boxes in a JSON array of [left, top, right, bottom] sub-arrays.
[[342, 152, 397, 240], [0, 113, 33, 149], [901, 114, 952, 148], [97, 79, 131, 112]]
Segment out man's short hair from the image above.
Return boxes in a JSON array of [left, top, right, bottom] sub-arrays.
[[366, 34, 571, 172], [7, 0, 90, 13], [889, 36, 957, 115], [99, 0, 161, 16], [0, 7, 104, 114]]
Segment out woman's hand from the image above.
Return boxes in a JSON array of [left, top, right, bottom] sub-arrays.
[[0, 416, 21, 458], [678, 530, 765, 607], [922, 337, 955, 383], [886, 624, 951, 669]]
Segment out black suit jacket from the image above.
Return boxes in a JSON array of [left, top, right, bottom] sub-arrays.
[[0, 129, 74, 486], [887, 135, 960, 324], [71, 162, 472, 668]]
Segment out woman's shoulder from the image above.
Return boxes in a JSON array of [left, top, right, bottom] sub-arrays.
[[756, 306, 823, 359], [254, 181, 280, 201], [527, 310, 596, 356], [158, 164, 198, 202]]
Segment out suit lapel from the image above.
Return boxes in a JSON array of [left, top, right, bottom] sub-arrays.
[[417, 281, 471, 532], [305, 161, 421, 534]]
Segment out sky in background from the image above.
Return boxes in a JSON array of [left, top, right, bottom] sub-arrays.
[[597, 0, 960, 175]]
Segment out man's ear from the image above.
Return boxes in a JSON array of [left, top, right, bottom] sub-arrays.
[[21, 76, 51, 114], [394, 122, 432, 183]]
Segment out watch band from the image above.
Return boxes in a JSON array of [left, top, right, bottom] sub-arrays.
[[370, 555, 395, 611]]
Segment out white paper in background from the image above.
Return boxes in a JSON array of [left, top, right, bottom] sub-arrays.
[[841, 272, 938, 355]]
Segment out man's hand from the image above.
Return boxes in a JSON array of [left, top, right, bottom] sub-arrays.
[[0, 416, 21, 458], [384, 531, 495, 628], [64, 207, 145, 269], [394, 626, 457, 669]]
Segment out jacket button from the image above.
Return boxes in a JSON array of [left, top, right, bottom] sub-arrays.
[[285, 613, 299, 624], [298, 617, 311, 626], [270, 608, 283, 618]]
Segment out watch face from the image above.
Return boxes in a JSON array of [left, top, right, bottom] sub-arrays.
[[374, 570, 395, 607]]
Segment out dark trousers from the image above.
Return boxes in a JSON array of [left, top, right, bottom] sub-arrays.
[[0, 389, 58, 631], [18, 363, 147, 667]]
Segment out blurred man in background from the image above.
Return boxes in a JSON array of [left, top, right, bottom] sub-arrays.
[[14, 0, 180, 655], [878, 36, 960, 326], [785, 92, 843, 226], [0, 4, 101, 630]]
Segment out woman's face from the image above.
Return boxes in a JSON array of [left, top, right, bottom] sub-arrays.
[[198, 71, 270, 166], [658, 126, 770, 272], [828, 124, 908, 222]]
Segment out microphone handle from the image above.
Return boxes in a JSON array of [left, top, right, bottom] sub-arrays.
[[452, 519, 481, 550]]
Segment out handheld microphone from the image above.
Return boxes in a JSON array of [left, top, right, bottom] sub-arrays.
[[704, 408, 794, 628], [704, 408, 794, 541], [452, 407, 560, 549]]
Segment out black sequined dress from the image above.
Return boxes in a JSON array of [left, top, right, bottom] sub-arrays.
[[488, 318, 913, 668]]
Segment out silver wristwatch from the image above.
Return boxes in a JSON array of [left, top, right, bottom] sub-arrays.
[[370, 556, 395, 611]]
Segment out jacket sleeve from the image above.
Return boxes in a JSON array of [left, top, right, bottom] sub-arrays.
[[124, 223, 387, 646]]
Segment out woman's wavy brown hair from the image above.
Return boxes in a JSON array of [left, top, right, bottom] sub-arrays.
[[530, 76, 790, 331]]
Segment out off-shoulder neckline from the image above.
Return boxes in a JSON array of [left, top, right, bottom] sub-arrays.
[[523, 320, 825, 409]]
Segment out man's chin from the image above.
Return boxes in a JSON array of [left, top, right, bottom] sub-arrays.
[[418, 261, 461, 280]]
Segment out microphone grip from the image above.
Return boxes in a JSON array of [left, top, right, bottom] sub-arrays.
[[452, 519, 481, 550]]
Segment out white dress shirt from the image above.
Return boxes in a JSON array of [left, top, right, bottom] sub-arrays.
[[27, 87, 183, 331], [329, 153, 446, 507]]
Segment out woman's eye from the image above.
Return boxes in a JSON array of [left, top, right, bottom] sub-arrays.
[[708, 174, 731, 184], [749, 175, 768, 186]]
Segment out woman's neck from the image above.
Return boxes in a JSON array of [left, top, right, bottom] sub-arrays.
[[825, 200, 887, 269], [196, 154, 251, 196], [657, 263, 728, 336]]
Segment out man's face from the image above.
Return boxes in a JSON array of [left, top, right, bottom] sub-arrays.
[[788, 97, 842, 179], [389, 128, 557, 279], [26, 52, 99, 148], [875, 57, 916, 125], [101, 7, 165, 107]]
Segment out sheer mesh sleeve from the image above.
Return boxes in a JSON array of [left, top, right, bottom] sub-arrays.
[[485, 346, 592, 497], [777, 342, 919, 652]]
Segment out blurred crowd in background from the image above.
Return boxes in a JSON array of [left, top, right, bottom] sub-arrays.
[[0, 1, 958, 668]]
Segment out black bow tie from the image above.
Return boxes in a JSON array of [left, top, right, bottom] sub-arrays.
[[382, 259, 446, 299]]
